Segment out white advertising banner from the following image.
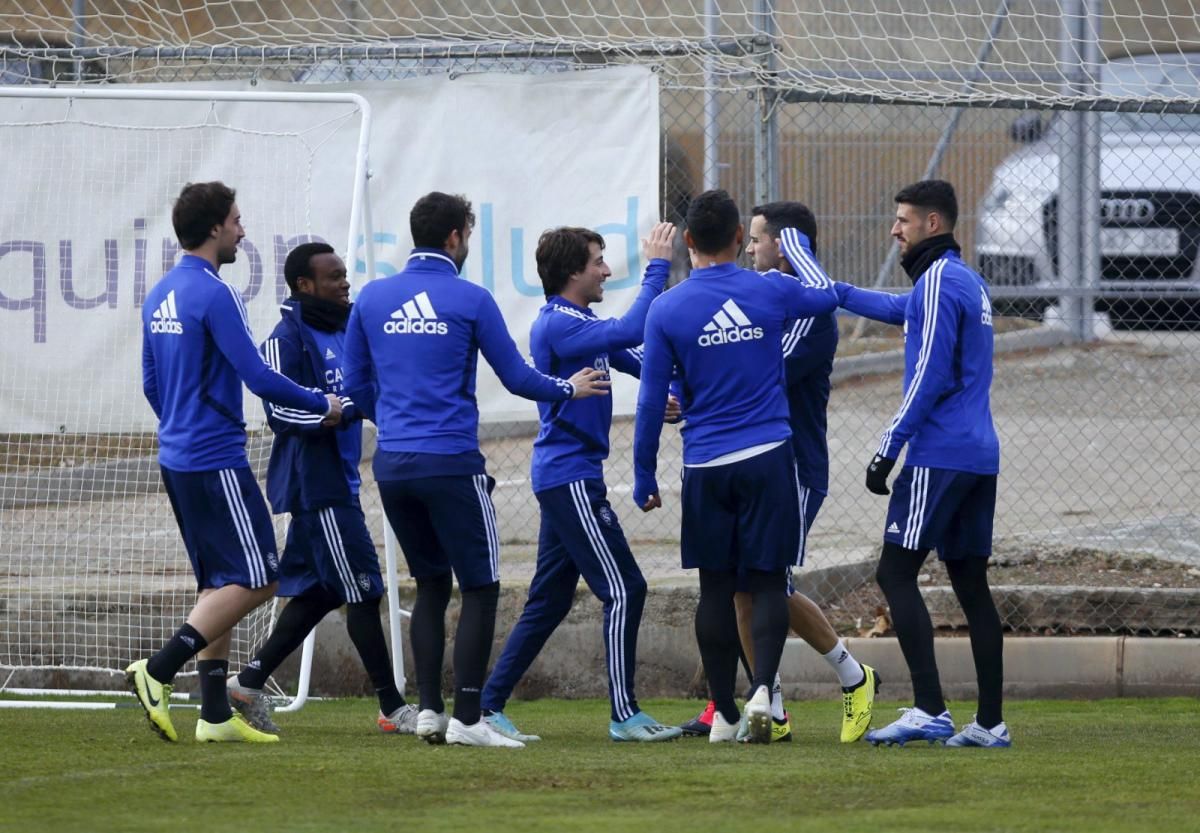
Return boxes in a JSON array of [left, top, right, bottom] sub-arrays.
[[0, 66, 660, 432]]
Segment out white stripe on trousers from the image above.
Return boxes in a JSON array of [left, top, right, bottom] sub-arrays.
[[794, 465, 810, 567], [568, 480, 634, 722], [472, 475, 500, 583], [904, 467, 930, 550], [218, 468, 266, 587], [318, 507, 361, 603]]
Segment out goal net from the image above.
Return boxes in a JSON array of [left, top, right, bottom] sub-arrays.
[[1, 1, 1199, 107], [0, 88, 371, 687]]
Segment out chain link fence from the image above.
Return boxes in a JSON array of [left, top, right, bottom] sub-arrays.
[[3, 36, 1199, 663]]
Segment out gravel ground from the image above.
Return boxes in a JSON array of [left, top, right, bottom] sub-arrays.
[[3, 327, 1198, 613]]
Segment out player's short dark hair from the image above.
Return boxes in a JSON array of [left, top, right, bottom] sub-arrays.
[[284, 241, 336, 293], [172, 181, 236, 250], [410, 191, 475, 249], [894, 179, 958, 229], [685, 189, 741, 255], [536, 227, 605, 298], [751, 201, 819, 257]]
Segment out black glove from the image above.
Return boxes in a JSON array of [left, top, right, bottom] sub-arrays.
[[865, 454, 896, 495]]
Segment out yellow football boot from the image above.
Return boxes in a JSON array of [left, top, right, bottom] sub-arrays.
[[195, 713, 280, 743], [841, 664, 880, 743], [125, 659, 178, 742]]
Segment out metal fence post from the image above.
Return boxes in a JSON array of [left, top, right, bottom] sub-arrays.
[[754, 0, 778, 205], [1059, 0, 1100, 341]]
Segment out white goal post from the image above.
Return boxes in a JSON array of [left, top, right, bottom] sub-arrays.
[[0, 85, 406, 710]]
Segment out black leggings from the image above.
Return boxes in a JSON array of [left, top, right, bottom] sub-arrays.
[[876, 543, 1004, 727], [695, 568, 788, 724]]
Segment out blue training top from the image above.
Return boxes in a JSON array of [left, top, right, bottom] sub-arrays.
[[343, 248, 575, 480], [141, 254, 329, 472], [835, 249, 1000, 475], [632, 230, 838, 506], [528, 257, 669, 494], [260, 299, 364, 514]]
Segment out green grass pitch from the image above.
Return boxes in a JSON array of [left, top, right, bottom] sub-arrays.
[[3, 697, 1198, 833]]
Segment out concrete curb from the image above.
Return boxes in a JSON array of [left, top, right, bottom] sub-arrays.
[[5, 590, 1197, 700], [267, 586, 1200, 701]]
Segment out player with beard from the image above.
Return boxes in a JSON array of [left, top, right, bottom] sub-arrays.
[[343, 192, 609, 748]]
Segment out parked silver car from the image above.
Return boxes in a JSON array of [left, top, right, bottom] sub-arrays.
[[975, 52, 1200, 327]]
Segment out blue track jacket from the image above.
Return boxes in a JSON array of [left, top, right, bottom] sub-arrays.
[[528, 257, 670, 494], [343, 248, 574, 479], [835, 249, 1000, 474], [260, 298, 363, 514], [632, 230, 838, 506], [141, 254, 329, 471]]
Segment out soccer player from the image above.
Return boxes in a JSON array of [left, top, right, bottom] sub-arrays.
[[129, 182, 341, 743], [480, 222, 683, 744], [632, 189, 838, 744], [343, 192, 609, 749], [831, 180, 1008, 748], [680, 201, 879, 744], [224, 242, 415, 736]]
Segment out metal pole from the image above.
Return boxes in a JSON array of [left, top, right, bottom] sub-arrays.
[[1078, 0, 1103, 340], [1058, 0, 1088, 340], [852, 0, 1014, 339], [753, 0, 778, 206], [72, 0, 86, 81], [703, 0, 720, 191]]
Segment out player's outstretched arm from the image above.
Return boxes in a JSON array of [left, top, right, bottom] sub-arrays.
[[835, 283, 908, 325], [550, 223, 675, 357], [206, 285, 331, 416], [475, 290, 593, 402], [260, 331, 335, 435], [632, 305, 674, 511]]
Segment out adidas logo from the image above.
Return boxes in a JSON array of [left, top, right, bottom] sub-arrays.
[[150, 290, 183, 334], [697, 299, 763, 347], [887, 522, 900, 534], [325, 347, 336, 359], [384, 291, 448, 335]]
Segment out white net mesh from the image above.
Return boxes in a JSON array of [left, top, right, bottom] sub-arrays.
[[2, 1, 1200, 106], [0, 91, 366, 679]]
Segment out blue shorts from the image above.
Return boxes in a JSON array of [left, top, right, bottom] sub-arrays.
[[160, 465, 279, 591], [278, 498, 383, 603], [884, 466, 996, 560], [742, 486, 825, 594], [377, 473, 499, 591], [681, 442, 802, 573]]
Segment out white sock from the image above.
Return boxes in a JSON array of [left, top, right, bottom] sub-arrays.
[[823, 639, 865, 689], [770, 673, 785, 721]]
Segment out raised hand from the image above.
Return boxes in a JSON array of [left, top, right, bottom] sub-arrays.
[[642, 221, 677, 263]]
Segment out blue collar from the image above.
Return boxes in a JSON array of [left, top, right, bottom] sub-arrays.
[[547, 295, 595, 316], [688, 261, 742, 279], [406, 248, 460, 274], [179, 253, 219, 274]]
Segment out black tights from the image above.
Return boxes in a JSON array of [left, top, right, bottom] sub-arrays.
[[410, 573, 500, 726], [876, 543, 1004, 728], [695, 568, 788, 724]]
